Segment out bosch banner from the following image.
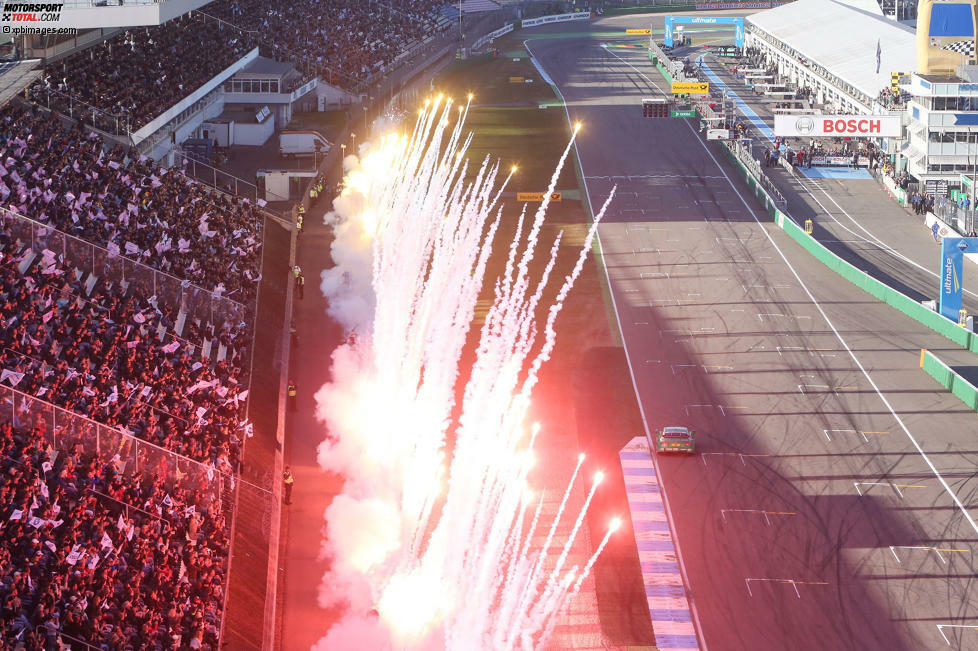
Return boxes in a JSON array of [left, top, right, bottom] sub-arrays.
[[773, 114, 903, 137]]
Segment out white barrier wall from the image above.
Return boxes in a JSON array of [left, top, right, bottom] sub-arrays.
[[521, 11, 590, 28], [472, 23, 515, 51]]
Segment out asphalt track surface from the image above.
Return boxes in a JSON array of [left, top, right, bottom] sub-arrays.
[[521, 16, 978, 651], [697, 56, 978, 317]]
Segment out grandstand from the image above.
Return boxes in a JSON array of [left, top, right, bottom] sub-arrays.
[[0, 0, 489, 645]]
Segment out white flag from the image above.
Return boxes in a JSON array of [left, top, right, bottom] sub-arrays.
[[0, 369, 25, 387]]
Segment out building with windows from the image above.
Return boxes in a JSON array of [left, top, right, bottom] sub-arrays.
[[221, 57, 319, 130], [906, 70, 978, 192]]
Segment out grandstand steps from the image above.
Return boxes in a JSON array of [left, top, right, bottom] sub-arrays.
[[202, 338, 213, 360], [460, 0, 502, 13], [83, 274, 97, 297], [217, 342, 228, 363]]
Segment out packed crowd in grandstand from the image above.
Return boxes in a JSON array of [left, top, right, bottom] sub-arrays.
[[212, 0, 448, 88], [0, 103, 262, 303], [33, 13, 259, 131], [0, 106, 247, 645], [0, 418, 227, 648], [0, 0, 457, 645], [0, 90, 259, 651], [28, 0, 450, 131], [0, 0, 488, 636]]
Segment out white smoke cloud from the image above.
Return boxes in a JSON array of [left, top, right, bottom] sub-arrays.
[[311, 101, 617, 650], [311, 613, 391, 651], [319, 155, 377, 334]]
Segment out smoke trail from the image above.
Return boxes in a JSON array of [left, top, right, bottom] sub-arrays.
[[313, 100, 619, 650]]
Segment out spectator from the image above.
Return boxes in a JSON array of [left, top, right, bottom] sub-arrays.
[[0, 215, 250, 469], [208, 0, 449, 90], [31, 14, 258, 132], [0, 103, 262, 303], [0, 418, 228, 648]]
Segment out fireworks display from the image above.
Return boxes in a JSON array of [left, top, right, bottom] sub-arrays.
[[312, 96, 617, 650]]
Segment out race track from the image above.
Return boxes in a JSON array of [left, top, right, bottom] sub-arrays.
[[521, 17, 978, 651]]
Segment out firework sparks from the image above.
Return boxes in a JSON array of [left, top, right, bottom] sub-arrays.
[[313, 97, 618, 650]]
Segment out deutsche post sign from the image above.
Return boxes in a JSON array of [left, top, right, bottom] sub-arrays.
[[626, 28, 652, 35], [671, 82, 710, 94], [517, 192, 562, 202]]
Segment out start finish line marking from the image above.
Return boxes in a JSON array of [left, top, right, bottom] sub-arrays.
[[744, 578, 829, 599]]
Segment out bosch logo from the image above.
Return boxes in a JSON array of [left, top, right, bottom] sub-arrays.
[[794, 117, 815, 134]]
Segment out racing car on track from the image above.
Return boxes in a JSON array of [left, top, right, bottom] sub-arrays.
[[654, 426, 696, 454]]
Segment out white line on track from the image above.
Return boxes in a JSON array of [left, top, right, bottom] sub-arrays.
[[664, 54, 978, 534], [791, 174, 978, 300], [524, 38, 709, 651], [679, 124, 978, 537], [550, 38, 978, 630], [704, 58, 978, 301]]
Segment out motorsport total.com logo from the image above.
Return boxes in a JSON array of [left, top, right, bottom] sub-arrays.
[[2, 1, 76, 35]]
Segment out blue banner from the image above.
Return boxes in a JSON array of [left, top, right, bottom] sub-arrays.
[[663, 16, 745, 48], [939, 237, 978, 321]]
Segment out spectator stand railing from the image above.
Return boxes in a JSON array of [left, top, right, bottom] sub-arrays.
[[0, 206, 251, 333], [85, 486, 172, 526], [175, 148, 290, 210], [34, 626, 99, 651], [934, 196, 977, 235], [724, 137, 787, 207], [133, 83, 226, 154], [0, 384, 225, 506], [30, 85, 132, 138]]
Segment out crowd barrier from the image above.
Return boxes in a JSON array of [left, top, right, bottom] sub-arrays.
[[0, 207, 250, 331], [718, 141, 978, 355], [0, 384, 226, 504], [920, 348, 978, 411]]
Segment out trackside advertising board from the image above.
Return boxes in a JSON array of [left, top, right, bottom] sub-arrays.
[[774, 114, 902, 137], [521, 12, 590, 27]]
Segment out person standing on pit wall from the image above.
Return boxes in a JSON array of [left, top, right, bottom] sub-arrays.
[[296, 273, 305, 300], [288, 381, 297, 411], [283, 467, 294, 505]]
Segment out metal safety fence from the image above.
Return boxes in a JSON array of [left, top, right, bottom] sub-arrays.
[[724, 138, 787, 207], [933, 198, 977, 236], [0, 207, 250, 332], [28, 85, 133, 139], [0, 384, 225, 505]]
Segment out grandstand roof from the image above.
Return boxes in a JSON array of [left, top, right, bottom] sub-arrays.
[[240, 56, 295, 78], [747, 0, 917, 99]]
